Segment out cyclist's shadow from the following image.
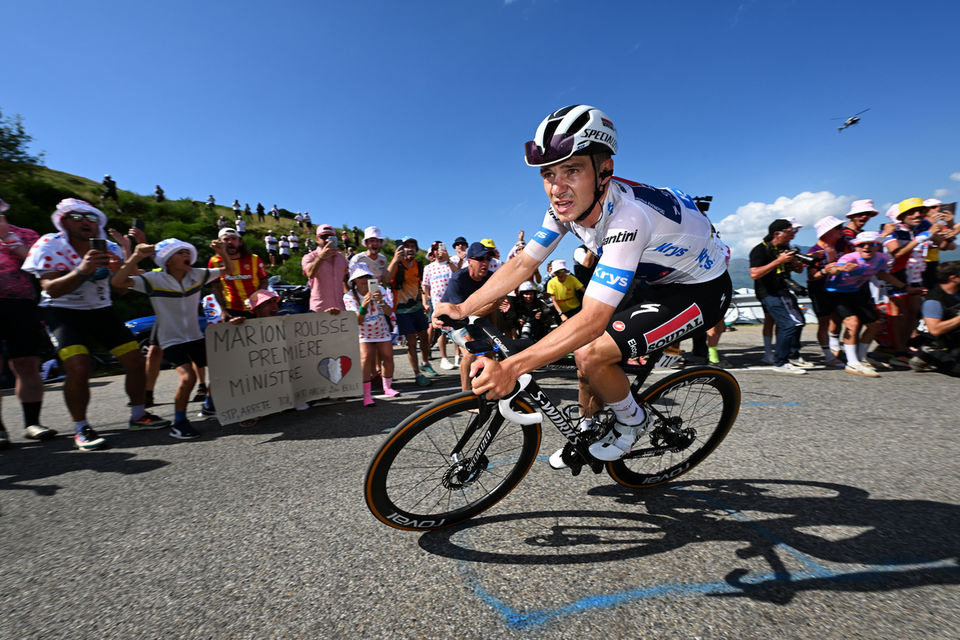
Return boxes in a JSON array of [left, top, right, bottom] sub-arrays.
[[419, 478, 960, 604]]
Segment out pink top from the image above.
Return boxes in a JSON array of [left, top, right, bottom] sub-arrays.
[[302, 249, 348, 312], [0, 224, 40, 300]]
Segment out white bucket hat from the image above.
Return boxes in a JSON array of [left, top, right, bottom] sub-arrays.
[[51, 198, 107, 237], [846, 199, 879, 219], [550, 259, 569, 273], [363, 226, 383, 244], [814, 216, 844, 239], [154, 238, 197, 269]]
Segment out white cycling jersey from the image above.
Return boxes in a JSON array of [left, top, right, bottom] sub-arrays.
[[524, 178, 728, 308]]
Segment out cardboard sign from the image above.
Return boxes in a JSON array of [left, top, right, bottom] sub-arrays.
[[205, 313, 361, 424]]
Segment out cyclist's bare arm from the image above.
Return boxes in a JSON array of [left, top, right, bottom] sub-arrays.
[[435, 250, 541, 320], [472, 294, 616, 398]]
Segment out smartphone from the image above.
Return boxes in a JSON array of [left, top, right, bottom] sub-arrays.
[[132, 218, 145, 231], [437, 243, 446, 252], [327, 235, 338, 248], [368, 278, 380, 291], [90, 238, 107, 252]]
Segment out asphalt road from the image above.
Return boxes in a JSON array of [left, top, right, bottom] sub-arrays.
[[2, 325, 958, 639]]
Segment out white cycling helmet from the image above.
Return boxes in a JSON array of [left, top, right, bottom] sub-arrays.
[[524, 105, 618, 167]]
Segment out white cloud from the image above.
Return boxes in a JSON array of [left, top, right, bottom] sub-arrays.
[[950, 172, 960, 182], [715, 191, 851, 258], [933, 188, 950, 198]]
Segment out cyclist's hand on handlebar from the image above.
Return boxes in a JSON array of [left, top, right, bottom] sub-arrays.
[[433, 302, 462, 328], [470, 356, 516, 400]]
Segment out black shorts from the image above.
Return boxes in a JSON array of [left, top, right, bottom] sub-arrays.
[[163, 339, 207, 368], [807, 282, 836, 318], [831, 287, 879, 323], [0, 298, 49, 359], [606, 272, 733, 361], [42, 306, 139, 361]]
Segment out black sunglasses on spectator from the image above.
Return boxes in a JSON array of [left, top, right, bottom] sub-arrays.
[[66, 212, 99, 222]]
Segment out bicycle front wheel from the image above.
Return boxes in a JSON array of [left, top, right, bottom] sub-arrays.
[[365, 391, 541, 531], [607, 367, 740, 488]]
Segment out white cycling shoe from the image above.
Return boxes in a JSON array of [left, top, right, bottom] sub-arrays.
[[588, 420, 648, 462]]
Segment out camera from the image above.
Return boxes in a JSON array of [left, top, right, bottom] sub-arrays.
[[788, 247, 817, 267], [784, 278, 808, 297]]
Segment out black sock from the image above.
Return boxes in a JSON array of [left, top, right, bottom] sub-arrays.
[[23, 401, 42, 427]]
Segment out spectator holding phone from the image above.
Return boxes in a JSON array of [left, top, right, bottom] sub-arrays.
[[344, 263, 399, 406], [302, 223, 348, 314]]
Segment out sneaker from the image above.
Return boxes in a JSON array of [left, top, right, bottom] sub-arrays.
[[420, 362, 439, 378], [24, 425, 58, 440], [824, 356, 845, 368], [864, 355, 893, 371], [415, 373, 432, 387], [908, 356, 932, 372], [197, 405, 217, 419], [192, 384, 207, 402], [439, 357, 456, 370], [588, 420, 648, 462], [772, 362, 807, 375], [0, 427, 9, 450], [129, 412, 172, 430], [761, 354, 775, 365], [169, 421, 201, 440], [74, 426, 106, 451], [845, 362, 880, 378], [788, 357, 816, 369]]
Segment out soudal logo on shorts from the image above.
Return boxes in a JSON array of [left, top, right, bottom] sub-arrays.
[[612, 320, 625, 332], [643, 303, 704, 351]]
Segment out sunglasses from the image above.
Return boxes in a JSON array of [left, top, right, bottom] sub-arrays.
[[857, 243, 881, 249], [524, 133, 575, 165], [66, 212, 99, 223], [469, 255, 491, 262]]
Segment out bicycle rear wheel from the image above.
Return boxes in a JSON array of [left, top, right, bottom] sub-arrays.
[[607, 367, 740, 488], [365, 391, 541, 531]]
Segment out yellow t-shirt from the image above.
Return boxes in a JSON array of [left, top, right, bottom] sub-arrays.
[[547, 275, 584, 313]]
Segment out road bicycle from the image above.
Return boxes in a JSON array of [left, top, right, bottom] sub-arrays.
[[364, 316, 741, 531]]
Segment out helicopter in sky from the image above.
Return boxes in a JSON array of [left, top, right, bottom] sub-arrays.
[[833, 108, 870, 132]]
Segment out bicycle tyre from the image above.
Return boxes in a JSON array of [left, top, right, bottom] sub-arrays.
[[365, 391, 541, 531], [606, 367, 740, 488]]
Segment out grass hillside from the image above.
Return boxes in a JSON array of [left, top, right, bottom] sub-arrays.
[[1, 166, 400, 320]]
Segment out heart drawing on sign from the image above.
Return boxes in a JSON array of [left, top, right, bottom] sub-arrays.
[[317, 356, 352, 384]]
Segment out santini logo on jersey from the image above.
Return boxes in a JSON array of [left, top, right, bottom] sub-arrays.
[[601, 230, 637, 247], [532, 227, 560, 247], [591, 263, 634, 293]]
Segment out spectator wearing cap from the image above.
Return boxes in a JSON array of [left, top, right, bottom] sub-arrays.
[[825, 231, 906, 377], [210, 227, 268, 320], [505, 280, 551, 345], [302, 223, 349, 315], [920, 199, 957, 289], [748, 219, 811, 374], [451, 236, 468, 270], [265, 230, 278, 266], [248, 289, 280, 318], [278, 235, 290, 263], [423, 241, 457, 370], [0, 199, 56, 448], [288, 231, 299, 254], [481, 238, 502, 272], [804, 216, 848, 367], [546, 259, 584, 322], [387, 236, 436, 385], [22, 199, 171, 450], [345, 263, 399, 406], [438, 242, 499, 391], [349, 226, 388, 278], [883, 198, 933, 358], [112, 237, 235, 438]]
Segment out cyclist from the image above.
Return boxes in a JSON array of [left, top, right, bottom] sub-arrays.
[[435, 105, 731, 464]]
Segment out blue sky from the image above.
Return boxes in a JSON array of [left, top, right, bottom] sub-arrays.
[[3, 0, 958, 263]]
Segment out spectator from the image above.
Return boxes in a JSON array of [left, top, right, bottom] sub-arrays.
[[236, 216, 247, 236], [209, 228, 268, 321], [21, 198, 170, 450], [294, 212, 303, 228], [154, 185, 165, 203], [349, 226, 388, 278], [217, 215, 228, 230], [264, 229, 279, 266], [112, 238, 235, 439], [451, 236, 468, 270], [546, 259, 584, 321], [920, 199, 957, 289], [842, 199, 878, 246], [0, 200, 56, 448], [288, 231, 299, 254], [271, 204, 280, 222], [825, 231, 906, 377], [243, 203, 252, 217], [101, 174, 119, 207], [232, 199, 241, 218], [248, 289, 280, 318], [883, 198, 932, 358], [422, 241, 457, 370], [438, 242, 497, 391], [256, 202, 265, 223], [206, 195, 216, 210], [805, 216, 847, 367], [748, 219, 811, 374], [915, 260, 960, 375], [302, 223, 348, 315], [387, 236, 436, 385], [481, 238, 502, 272], [278, 235, 290, 264], [505, 280, 551, 345], [344, 263, 399, 406], [302, 212, 312, 231]]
